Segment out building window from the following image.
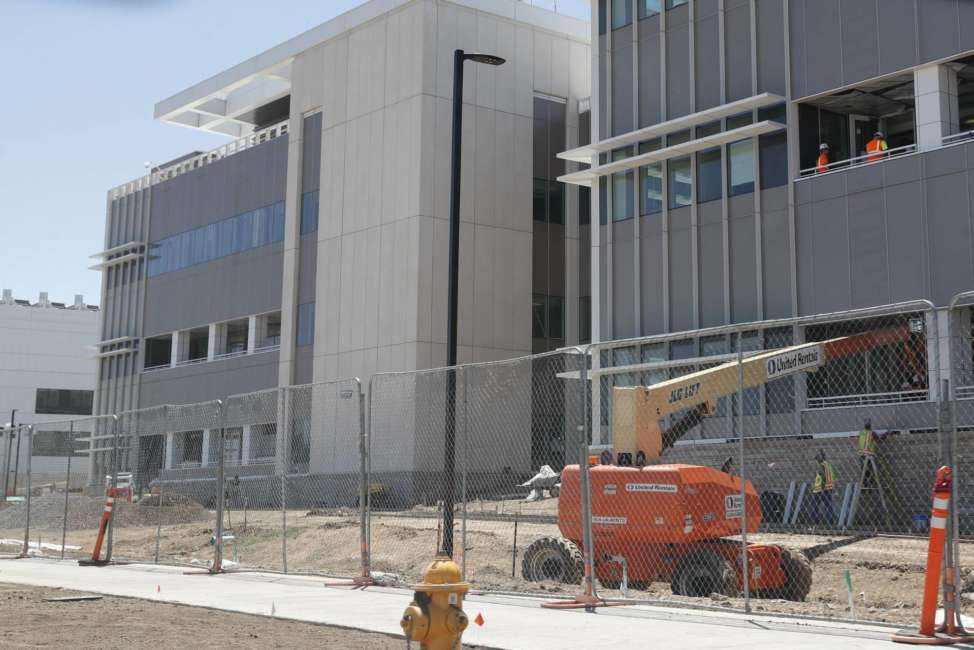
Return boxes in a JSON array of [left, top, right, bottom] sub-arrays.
[[638, 139, 662, 216], [579, 186, 591, 226], [598, 0, 607, 34], [665, 0, 688, 8], [728, 139, 755, 196], [611, 0, 632, 29], [639, 0, 661, 19], [668, 156, 692, 209], [532, 294, 565, 342], [697, 147, 722, 203], [176, 430, 203, 467], [34, 389, 93, 416], [250, 423, 277, 462], [579, 296, 591, 343], [300, 190, 319, 235], [224, 319, 249, 354], [183, 327, 209, 362], [611, 147, 634, 222], [148, 201, 285, 277], [667, 129, 692, 147], [31, 430, 80, 456], [259, 312, 282, 349], [144, 334, 172, 369], [297, 302, 315, 347], [548, 182, 565, 225], [533, 178, 547, 222]]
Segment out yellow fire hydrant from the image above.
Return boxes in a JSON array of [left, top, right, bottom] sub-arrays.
[[400, 554, 470, 649]]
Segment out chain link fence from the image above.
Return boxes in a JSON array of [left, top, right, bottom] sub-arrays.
[[6, 301, 974, 627]]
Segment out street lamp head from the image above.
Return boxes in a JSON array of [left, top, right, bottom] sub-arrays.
[[464, 53, 506, 66]]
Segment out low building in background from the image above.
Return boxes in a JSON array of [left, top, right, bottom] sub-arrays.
[[0, 290, 99, 491]]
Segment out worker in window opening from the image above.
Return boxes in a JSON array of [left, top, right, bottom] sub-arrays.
[[816, 143, 830, 173], [866, 131, 889, 162], [810, 450, 836, 527]]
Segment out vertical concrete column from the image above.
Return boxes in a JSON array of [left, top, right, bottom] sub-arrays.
[[278, 116, 305, 386], [164, 432, 175, 469], [170, 331, 181, 367], [914, 64, 960, 151], [247, 315, 258, 354], [241, 425, 252, 465], [207, 323, 217, 361], [201, 429, 211, 468]]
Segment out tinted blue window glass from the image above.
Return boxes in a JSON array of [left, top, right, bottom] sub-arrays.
[[297, 302, 315, 347], [147, 201, 285, 276], [300, 191, 319, 235]]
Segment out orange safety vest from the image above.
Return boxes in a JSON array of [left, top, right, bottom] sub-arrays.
[[866, 137, 888, 162], [816, 152, 829, 173]]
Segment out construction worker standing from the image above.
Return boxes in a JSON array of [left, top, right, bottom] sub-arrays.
[[866, 131, 889, 162], [816, 143, 830, 173], [857, 419, 886, 487], [810, 450, 836, 527]]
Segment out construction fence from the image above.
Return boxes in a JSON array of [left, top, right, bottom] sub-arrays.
[[1, 299, 973, 625]]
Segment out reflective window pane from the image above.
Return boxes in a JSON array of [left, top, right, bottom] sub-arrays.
[[533, 178, 547, 222], [668, 156, 692, 209], [728, 139, 755, 196], [548, 182, 565, 225], [296, 302, 315, 347], [301, 190, 319, 235], [639, 0, 661, 18], [697, 147, 722, 203], [611, 0, 632, 29], [640, 162, 663, 215], [760, 131, 788, 189], [666, 0, 688, 8]]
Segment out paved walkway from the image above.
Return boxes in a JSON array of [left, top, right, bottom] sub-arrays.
[[0, 558, 904, 649]]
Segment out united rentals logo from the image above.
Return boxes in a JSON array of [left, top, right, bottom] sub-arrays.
[[765, 344, 823, 379]]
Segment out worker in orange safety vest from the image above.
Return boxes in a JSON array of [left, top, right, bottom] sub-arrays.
[[816, 143, 830, 173], [866, 131, 888, 162]]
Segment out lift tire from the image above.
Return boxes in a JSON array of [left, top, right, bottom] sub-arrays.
[[778, 547, 813, 602], [671, 551, 737, 598], [521, 537, 583, 584], [549, 485, 560, 498]]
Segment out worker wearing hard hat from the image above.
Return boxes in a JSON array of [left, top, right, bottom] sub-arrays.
[[857, 419, 888, 487], [816, 143, 830, 173], [866, 131, 889, 162], [810, 450, 836, 527]]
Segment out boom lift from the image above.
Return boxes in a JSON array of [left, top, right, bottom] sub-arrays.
[[521, 327, 922, 600]]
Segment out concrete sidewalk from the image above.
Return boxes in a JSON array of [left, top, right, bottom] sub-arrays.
[[0, 559, 902, 649]]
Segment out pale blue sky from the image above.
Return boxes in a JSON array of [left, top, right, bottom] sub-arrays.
[[0, 0, 589, 306]]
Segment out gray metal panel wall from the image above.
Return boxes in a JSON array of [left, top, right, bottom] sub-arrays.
[[144, 245, 283, 335], [611, 30, 634, 136], [149, 136, 288, 241], [694, 9, 721, 111], [612, 219, 636, 339], [139, 351, 280, 407], [729, 197, 758, 323], [669, 206, 693, 331], [638, 17, 662, 128], [724, 1, 752, 102], [666, 17, 691, 119], [755, 0, 786, 96], [760, 188, 791, 319], [796, 145, 974, 312], [639, 215, 665, 334], [698, 200, 724, 327], [878, 0, 917, 76], [297, 234, 318, 304], [919, 0, 962, 62], [839, 0, 879, 86]]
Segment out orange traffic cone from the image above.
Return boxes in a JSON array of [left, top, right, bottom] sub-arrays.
[[79, 487, 117, 567]]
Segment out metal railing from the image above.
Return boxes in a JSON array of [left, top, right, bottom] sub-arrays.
[[805, 389, 929, 409], [798, 143, 917, 178], [942, 130, 974, 147]]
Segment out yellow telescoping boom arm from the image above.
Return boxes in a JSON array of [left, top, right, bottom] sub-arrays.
[[612, 341, 826, 462]]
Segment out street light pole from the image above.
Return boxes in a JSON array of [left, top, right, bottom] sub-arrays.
[[442, 49, 505, 558]]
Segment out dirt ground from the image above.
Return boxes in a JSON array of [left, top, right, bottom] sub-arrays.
[[0, 583, 412, 649], [2, 495, 972, 627]]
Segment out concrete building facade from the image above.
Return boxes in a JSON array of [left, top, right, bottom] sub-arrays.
[[560, 0, 974, 441], [93, 0, 590, 483]]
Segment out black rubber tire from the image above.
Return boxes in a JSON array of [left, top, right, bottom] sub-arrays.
[[549, 485, 560, 498], [671, 551, 737, 598], [521, 537, 583, 584]]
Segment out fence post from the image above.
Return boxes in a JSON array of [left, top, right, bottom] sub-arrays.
[[61, 421, 74, 560], [737, 334, 751, 613], [280, 387, 288, 574], [357, 378, 371, 583], [579, 345, 597, 601], [20, 426, 33, 558], [460, 368, 469, 580], [211, 399, 227, 574], [365, 376, 376, 582], [104, 414, 120, 563]]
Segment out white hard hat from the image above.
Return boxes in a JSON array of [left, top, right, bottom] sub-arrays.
[[874, 131, 884, 138], [819, 143, 829, 151]]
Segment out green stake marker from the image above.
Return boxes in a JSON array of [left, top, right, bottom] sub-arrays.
[[844, 569, 855, 620]]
